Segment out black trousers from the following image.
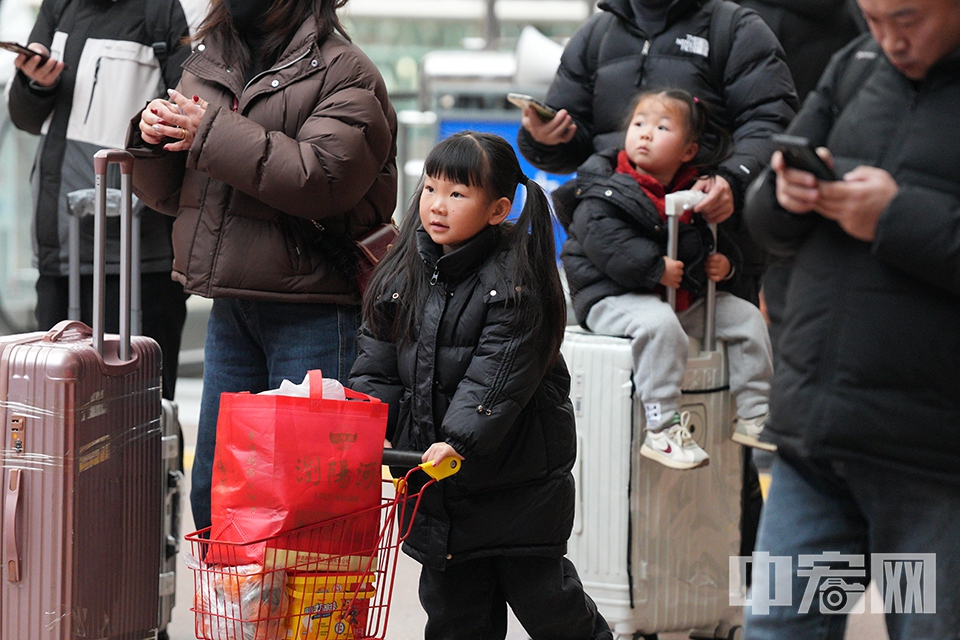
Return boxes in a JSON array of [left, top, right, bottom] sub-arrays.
[[35, 273, 188, 400], [419, 555, 612, 640]]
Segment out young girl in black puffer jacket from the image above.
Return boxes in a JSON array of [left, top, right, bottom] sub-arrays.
[[349, 132, 611, 640]]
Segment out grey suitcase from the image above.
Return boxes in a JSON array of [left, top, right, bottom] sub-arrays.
[[561, 192, 743, 639], [0, 150, 163, 639], [159, 400, 183, 638]]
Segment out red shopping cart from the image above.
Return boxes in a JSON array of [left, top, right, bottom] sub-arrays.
[[184, 451, 459, 640]]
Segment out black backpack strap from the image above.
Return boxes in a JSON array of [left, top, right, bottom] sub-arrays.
[[145, 0, 174, 63], [51, 0, 73, 26], [707, 0, 744, 88], [831, 37, 883, 115], [586, 12, 617, 76]]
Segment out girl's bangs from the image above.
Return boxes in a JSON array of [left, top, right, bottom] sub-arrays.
[[423, 135, 487, 188]]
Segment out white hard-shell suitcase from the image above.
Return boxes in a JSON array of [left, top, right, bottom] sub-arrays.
[[561, 192, 744, 639]]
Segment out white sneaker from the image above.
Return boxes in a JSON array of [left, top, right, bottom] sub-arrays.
[[640, 412, 710, 470], [732, 415, 777, 452]]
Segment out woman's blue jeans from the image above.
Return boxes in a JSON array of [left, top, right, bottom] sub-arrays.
[[189, 297, 360, 532]]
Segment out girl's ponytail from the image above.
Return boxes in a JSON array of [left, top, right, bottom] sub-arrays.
[[507, 171, 567, 359], [361, 186, 426, 343], [685, 93, 733, 170]]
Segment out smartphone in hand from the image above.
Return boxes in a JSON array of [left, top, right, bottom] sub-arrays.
[[507, 93, 558, 121], [772, 134, 838, 181], [0, 41, 51, 65]]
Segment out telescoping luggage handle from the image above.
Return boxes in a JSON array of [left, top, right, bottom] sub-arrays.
[[67, 172, 143, 338], [92, 149, 136, 361], [665, 191, 718, 351]]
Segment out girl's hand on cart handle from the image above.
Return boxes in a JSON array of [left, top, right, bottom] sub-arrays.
[[423, 442, 464, 466], [421, 442, 464, 480], [382, 447, 462, 482]]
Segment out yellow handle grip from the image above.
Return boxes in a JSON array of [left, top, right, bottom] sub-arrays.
[[419, 457, 461, 481]]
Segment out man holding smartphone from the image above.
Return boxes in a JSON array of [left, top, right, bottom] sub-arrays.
[[517, 0, 798, 592], [6, 0, 191, 403], [517, 0, 798, 306], [743, 0, 960, 636]]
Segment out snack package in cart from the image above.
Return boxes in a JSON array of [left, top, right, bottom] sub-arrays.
[[186, 557, 289, 640], [284, 573, 377, 639]]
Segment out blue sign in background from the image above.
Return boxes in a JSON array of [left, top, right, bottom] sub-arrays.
[[438, 118, 574, 256]]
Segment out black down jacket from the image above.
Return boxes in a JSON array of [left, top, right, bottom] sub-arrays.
[[518, 0, 796, 300], [517, 0, 796, 211], [349, 226, 577, 570], [562, 148, 725, 326], [744, 36, 960, 481], [736, 0, 862, 99]]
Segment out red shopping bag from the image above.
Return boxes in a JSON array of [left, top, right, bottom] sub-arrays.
[[207, 371, 387, 565]]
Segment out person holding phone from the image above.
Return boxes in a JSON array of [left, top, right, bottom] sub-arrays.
[[743, 0, 960, 635], [517, 0, 798, 306], [5, 0, 192, 403], [0, 42, 50, 68], [772, 134, 839, 181], [518, 0, 798, 587]]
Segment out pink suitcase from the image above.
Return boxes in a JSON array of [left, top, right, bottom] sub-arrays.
[[0, 150, 163, 639]]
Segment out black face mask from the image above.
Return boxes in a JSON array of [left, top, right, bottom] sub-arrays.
[[222, 0, 272, 31], [630, 0, 673, 34]]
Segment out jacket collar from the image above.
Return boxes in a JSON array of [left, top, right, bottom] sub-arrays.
[[615, 150, 699, 220], [417, 224, 502, 286], [577, 148, 664, 223], [599, 0, 707, 32], [183, 18, 327, 103]]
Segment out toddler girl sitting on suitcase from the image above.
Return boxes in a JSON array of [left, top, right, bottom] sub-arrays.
[[562, 89, 776, 470], [350, 132, 612, 640]]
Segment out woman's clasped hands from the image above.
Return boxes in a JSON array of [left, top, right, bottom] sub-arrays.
[[139, 88, 209, 151]]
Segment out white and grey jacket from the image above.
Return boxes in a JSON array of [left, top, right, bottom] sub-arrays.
[[6, 0, 190, 276]]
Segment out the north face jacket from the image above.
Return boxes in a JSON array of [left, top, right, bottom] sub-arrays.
[[6, 0, 190, 277], [518, 0, 796, 207], [518, 0, 797, 290]]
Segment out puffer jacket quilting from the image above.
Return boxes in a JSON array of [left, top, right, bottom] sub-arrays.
[[518, 0, 796, 208], [127, 18, 397, 303], [744, 35, 960, 481], [518, 0, 797, 289], [563, 148, 740, 326], [349, 226, 577, 570]]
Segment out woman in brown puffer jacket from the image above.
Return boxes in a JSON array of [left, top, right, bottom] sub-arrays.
[[128, 0, 397, 532]]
